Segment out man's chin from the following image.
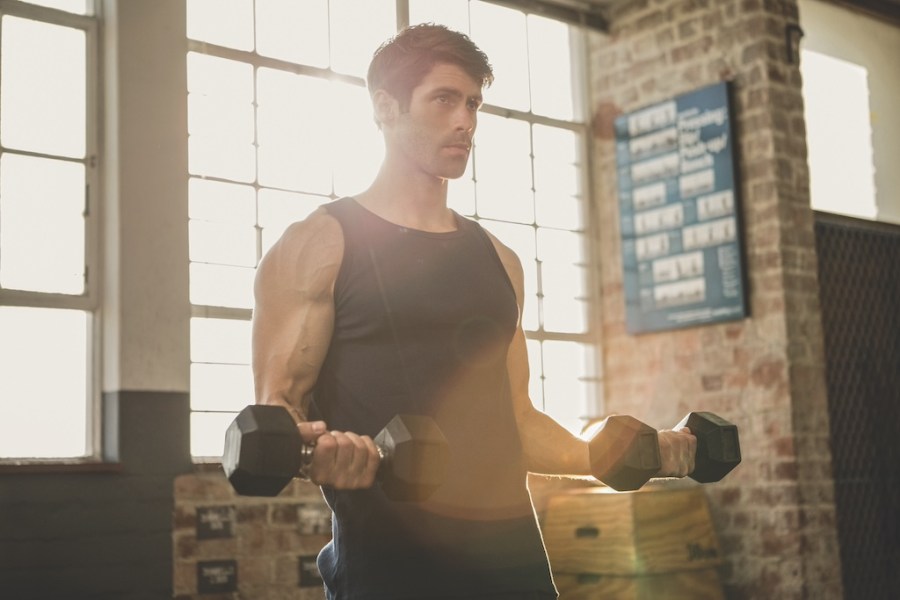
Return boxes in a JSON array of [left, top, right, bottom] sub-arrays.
[[440, 162, 470, 181]]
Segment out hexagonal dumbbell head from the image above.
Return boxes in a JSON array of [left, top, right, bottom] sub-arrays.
[[374, 414, 449, 502], [676, 411, 741, 484], [588, 415, 661, 491], [223, 405, 304, 497]]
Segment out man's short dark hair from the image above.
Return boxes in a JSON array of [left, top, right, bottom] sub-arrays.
[[367, 23, 493, 112]]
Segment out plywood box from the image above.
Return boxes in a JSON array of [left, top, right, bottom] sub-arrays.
[[553, 568, 724, 600], [541, 484, 722, 576]]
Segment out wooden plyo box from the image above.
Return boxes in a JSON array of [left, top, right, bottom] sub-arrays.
[[541, 484, 724, 599], [553, 568, 724, 600]]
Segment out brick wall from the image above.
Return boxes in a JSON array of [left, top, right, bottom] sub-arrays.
[[587, 0, 842, 598], [173, 475, 331, 599]]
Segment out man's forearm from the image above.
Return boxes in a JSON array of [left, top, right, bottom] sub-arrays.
[[519, 410, 592, 477]]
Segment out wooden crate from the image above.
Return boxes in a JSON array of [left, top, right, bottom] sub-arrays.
[[554, 568, 724, 600], [541, 484, 722, 576]]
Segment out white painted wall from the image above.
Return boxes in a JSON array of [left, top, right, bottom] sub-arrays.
[[799, 0, 900, 224], [102, 0, 190, 391]]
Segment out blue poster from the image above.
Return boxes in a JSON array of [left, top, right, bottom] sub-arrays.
[[615, 81, 749, 334]]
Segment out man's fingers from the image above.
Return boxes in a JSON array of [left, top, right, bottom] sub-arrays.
[[307, 431, 338, 486], [310, 431, 379, 489], [338, 432, 379, 488], [296, 420, 328, 445]]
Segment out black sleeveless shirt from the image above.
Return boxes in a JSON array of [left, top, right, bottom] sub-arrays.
[[312, 198, 557, 599]]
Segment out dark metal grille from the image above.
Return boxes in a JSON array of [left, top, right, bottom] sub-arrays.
[[815, 212, 900, 600]]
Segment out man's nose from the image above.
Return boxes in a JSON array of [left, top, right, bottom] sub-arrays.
[[455, 107, 476, 132]]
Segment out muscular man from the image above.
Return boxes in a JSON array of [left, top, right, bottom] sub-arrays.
[[252, 24, 696, 600]]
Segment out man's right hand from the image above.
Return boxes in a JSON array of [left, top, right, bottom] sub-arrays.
[[298, 421, 381, 490]]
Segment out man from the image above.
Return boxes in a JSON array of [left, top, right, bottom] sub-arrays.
[[252, 24, 696, 599]]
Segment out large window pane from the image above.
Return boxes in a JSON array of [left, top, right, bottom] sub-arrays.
[[190, 263, 255, 309], [801, 49, 877, 219], [540, 340, 593, 434], [409, 0, 470, 33], [475, 114, 533, 223], [187, 53, 255, 182], [257, 68, 332, 194], [542, 269, 588, 333], [192, 411, 238, 458], [191, 363, 253, 412], [186, 0, 253, 50], [331, 82, 384, 197], [0, 307, 88, 457], [190, 318, 253, 457], [189, 220, 257, 267], [528, 14, 575, 120], [187, 52, 254, 101], [470, 1, 529, 112], [538, 228, 587, 333], [329, 0, 396, 77], [189, 178, 256, 225], [191, 317, 252, 365], [19, 0, 91, 15], [447, 159, 476, 217], [1, 16, 86, 158], [533, 125, 583, 230], [0, 154, 85, 294], [256, 0, 329, 67]]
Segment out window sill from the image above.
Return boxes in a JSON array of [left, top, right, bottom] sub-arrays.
[[191, 459, 224, 473], [0, 459, 123, 475]]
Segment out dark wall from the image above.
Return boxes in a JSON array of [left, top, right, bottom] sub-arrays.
[[815, 212, 900, 600], [0, 391, 191, 600]]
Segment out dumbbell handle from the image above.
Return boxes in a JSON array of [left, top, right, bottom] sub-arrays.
[[294, 416, 448, 501], [297, 441, 387, 471]]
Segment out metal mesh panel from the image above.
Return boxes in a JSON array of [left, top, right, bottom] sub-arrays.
[[815, 212, 900, 600]]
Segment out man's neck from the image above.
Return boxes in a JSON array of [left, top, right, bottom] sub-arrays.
[[354, 161, 457, 233]]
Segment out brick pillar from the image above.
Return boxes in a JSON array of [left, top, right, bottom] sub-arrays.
[[587, 1, 843, 598]]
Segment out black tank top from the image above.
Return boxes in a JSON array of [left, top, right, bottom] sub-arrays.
[[312, 198, 557, 599]]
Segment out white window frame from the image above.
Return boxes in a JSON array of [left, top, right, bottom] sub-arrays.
[[0, 0, 101, 460], [186, 0, 602, 458]]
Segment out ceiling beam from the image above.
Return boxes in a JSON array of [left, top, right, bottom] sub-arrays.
[[486, 0, 611, 31], [830, 0, 900, 25]]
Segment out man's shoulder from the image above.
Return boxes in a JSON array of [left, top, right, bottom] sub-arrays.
[[281, 206, 344, 249], [259, 207, 345, 282]]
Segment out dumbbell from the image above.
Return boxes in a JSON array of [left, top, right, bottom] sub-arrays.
[[588, 411, 741, 491], [222, 404, 450, 501]]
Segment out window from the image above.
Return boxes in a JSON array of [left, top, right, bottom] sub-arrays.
[[187, 0, 598, 457], [801, 49, 876, 219], [0, 0, 98, 459], [799, 0, 900, 224]]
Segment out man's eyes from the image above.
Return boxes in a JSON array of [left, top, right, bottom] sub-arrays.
[[434, 95, 480, 111]]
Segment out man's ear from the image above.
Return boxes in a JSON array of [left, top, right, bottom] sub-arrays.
[[372, 89, 400, 127]]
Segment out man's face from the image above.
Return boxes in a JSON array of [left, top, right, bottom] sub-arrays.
[[390, 62, 484, 181]]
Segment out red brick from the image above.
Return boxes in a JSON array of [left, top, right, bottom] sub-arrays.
[[271, 504, 300, 526]]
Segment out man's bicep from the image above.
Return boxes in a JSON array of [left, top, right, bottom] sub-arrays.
[[251, 214, 342, 414], [252, 289, 334, 406]]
